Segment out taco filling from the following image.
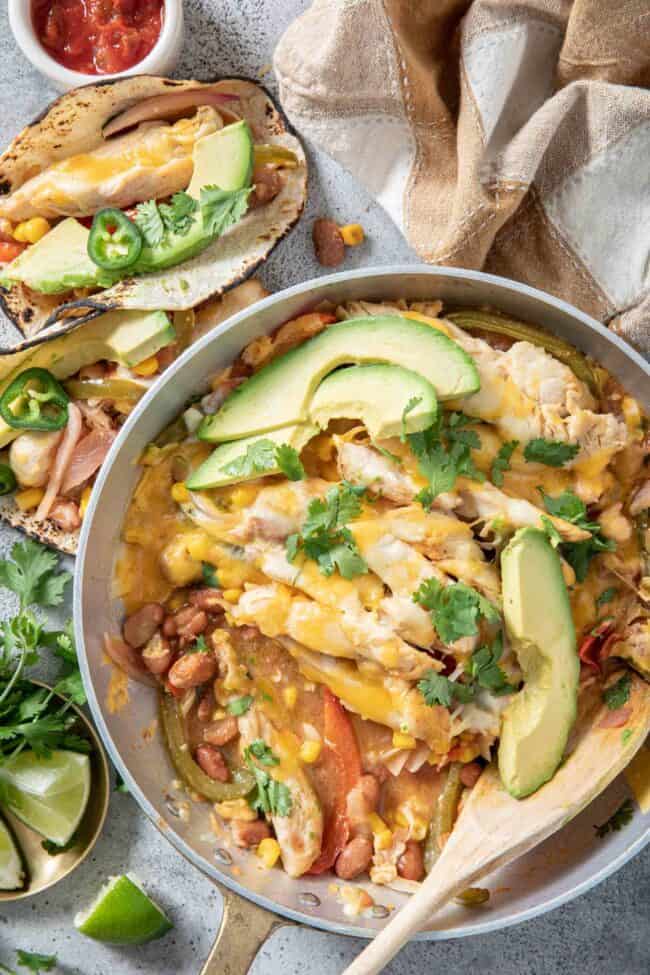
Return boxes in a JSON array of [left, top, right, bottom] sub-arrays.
[[108, 298, 649, 885], [0, 78, 306, 334]]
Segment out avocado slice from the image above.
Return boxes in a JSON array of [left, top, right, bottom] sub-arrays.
[[133, 121, 254, 275], [308, 364, 437, 440], [200, 316, 480, 443], [0, 218, 103, 294], [186, 423, 318, 490], [0, 309, 174, 448], [499, 528, 579, 798], [0, 813, 25, 891]]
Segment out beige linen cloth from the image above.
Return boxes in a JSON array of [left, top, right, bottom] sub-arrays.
[[274, 0, 650, 357]]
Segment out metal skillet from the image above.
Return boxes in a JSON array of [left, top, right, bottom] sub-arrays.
[[74, 266, 650, 973]]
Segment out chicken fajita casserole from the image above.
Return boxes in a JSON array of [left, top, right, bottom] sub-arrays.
[[110, 298, 649, 886]]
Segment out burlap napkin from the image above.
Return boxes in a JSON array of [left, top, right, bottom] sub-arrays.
[[274, 0, 650, 357]]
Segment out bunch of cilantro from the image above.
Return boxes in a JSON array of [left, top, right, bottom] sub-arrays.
[[0, 540, 87, 767]]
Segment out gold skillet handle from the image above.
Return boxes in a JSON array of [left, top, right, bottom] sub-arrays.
[[201, 885, 296, 975]]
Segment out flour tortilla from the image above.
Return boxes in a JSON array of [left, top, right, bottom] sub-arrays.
[[0, 76, 306, 337], [0, 278, 269, 555]]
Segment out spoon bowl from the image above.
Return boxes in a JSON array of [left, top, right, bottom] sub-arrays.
[[0, 681, 110, 902]]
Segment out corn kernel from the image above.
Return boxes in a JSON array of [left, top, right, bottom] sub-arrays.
[[282, 686, 297, 709], [13, 217, 50, 244], [14, 487, 44, 511], [171, 482, 190, 504], [79, 485, 92, 519], [214, 798, 256, 821], [132, 355, 159, 377], [222, 588, 242, 603], [257, 837, 281, 868], [392, 731, 417, 750], [299, 740, 322, 764], [113, 400, 134, 415], [368, 812, 393, 850], [339, 223, 365, 246], [230, 485, 258, 509]]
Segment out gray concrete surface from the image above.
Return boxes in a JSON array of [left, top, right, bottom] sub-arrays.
[[0, 1, 647, 972]]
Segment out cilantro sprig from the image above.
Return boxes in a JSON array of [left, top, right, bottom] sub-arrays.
[[0, 541, 87, 765], [286, 482, 368, 579], [490, 440, 519, 487], [523, 438, 579, 467], [0, 950, 57, 974], [603, 673, 631, 711], [539, 488, 615, 582], [244, 739, 292, 817], [417, 669, 475, 707], [220, 439, 305, 481], [408, 411, 484, 507], [413, 577, 500, 644], [134, 185, 249, 249], [417, 633, 516, 709]]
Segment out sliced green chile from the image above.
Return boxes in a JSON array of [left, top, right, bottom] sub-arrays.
[[0, 368, 69, 431], [64, 378, 146, 402], [88, 208, 143, 271], [423, 762, 464, 874], [0, 463, 17, 495], [160, 693, 255, 802]]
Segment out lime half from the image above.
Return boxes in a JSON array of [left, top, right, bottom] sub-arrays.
[[74, 874, 173, 945], [1, 751, 90, 846], [0, 815, 25, 891]]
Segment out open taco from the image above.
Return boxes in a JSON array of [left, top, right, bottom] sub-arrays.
[[0, 279, 268, 555], [0, 76, 305, 336]]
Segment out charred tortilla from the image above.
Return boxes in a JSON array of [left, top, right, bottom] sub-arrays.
[[0, 76, 306, 336]]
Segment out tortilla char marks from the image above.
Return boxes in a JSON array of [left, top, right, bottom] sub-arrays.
[[0, 495, 78, 556]]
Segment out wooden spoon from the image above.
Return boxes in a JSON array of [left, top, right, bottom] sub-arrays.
[[344, 672, 650, 975]]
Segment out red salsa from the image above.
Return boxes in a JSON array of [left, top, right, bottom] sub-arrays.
[[32, 0, 164, 75]]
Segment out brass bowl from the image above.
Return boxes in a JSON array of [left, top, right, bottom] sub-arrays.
[[0, 680, 110, 902]]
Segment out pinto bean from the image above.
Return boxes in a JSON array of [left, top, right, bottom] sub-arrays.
[[312, 218, 345, 267], [173, 605, 208, 644], [189, 588, 224, 612], [168, 651, 217, 689], [123, 603, 164, 648], [459, 762, 483, 789], [250, 166, 283, 208], [335, 836, 373, 880], [203, 716, 238, 747], [397, 841, 424, 882], [195, 744, 229, 782], [141, 633, 173, 676], [197, 688, 215, 723], [346, 774, 380, 837], [231, 819, 272, 848]]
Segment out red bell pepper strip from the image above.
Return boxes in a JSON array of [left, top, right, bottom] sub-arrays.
[[308, 688, 361, 874], [578, 619, 619, 672], [0, 240, 26, 263]]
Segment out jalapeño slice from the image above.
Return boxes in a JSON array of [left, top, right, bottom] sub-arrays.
[[88, 208, 143, 270], [0, 368, 69, 431], [0, 464, 16, 495]]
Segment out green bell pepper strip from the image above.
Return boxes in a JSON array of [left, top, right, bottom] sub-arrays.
[[423, 762, 464, 874], [0, 368, 69, 431], [88, 208, 143, 271], [0, 464, 16, 495], [160, 692, 255, 802], [64, 378, 146, 402]]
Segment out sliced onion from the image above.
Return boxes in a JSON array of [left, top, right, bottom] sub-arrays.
[[103, 88, 241, 139]]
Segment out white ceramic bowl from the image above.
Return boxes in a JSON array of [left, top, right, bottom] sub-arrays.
[[9, 0, 184, 91]]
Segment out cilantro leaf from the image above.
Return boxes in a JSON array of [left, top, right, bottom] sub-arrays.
[[15, 951, 56, 974], [490, 440, 519, 487], [200, 186, 251, 237], [220, 438, 277, 478], [42, 833, 78, 855], [539, 488, 616, 582], [603, 673, 631, 711], [594, 798, 634, 838], [523, 438, 579, 467], [159, 191, 198, 236], [202, 563, 219, 588], [287, 483, 368, 579], [187, 635, 209, 654], [244, 740, 292, 817], [228, 695, 253, 716], [466, 633, 517, 696], [401, 396, 422, 443], [275, 444, 305, 481], [417, 669, 475, 707], [413, 578, 500, 644], [540, 515, 562, 548], [52, 670, 86, 706], [245, 739, 279, 766], [408, 412, 484, 505], [596, 587, 617, 607], [0, 540, 71, 610], [134, 199, 165, 247], [621, 729, 633, 745], [114, 771, 129, 794]]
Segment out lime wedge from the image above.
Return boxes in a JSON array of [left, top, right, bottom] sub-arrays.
[[0, 749, 90, 798], [0, 814, 25, 891], [74, 874, 173, 944], [1, 751, 90, 845]]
